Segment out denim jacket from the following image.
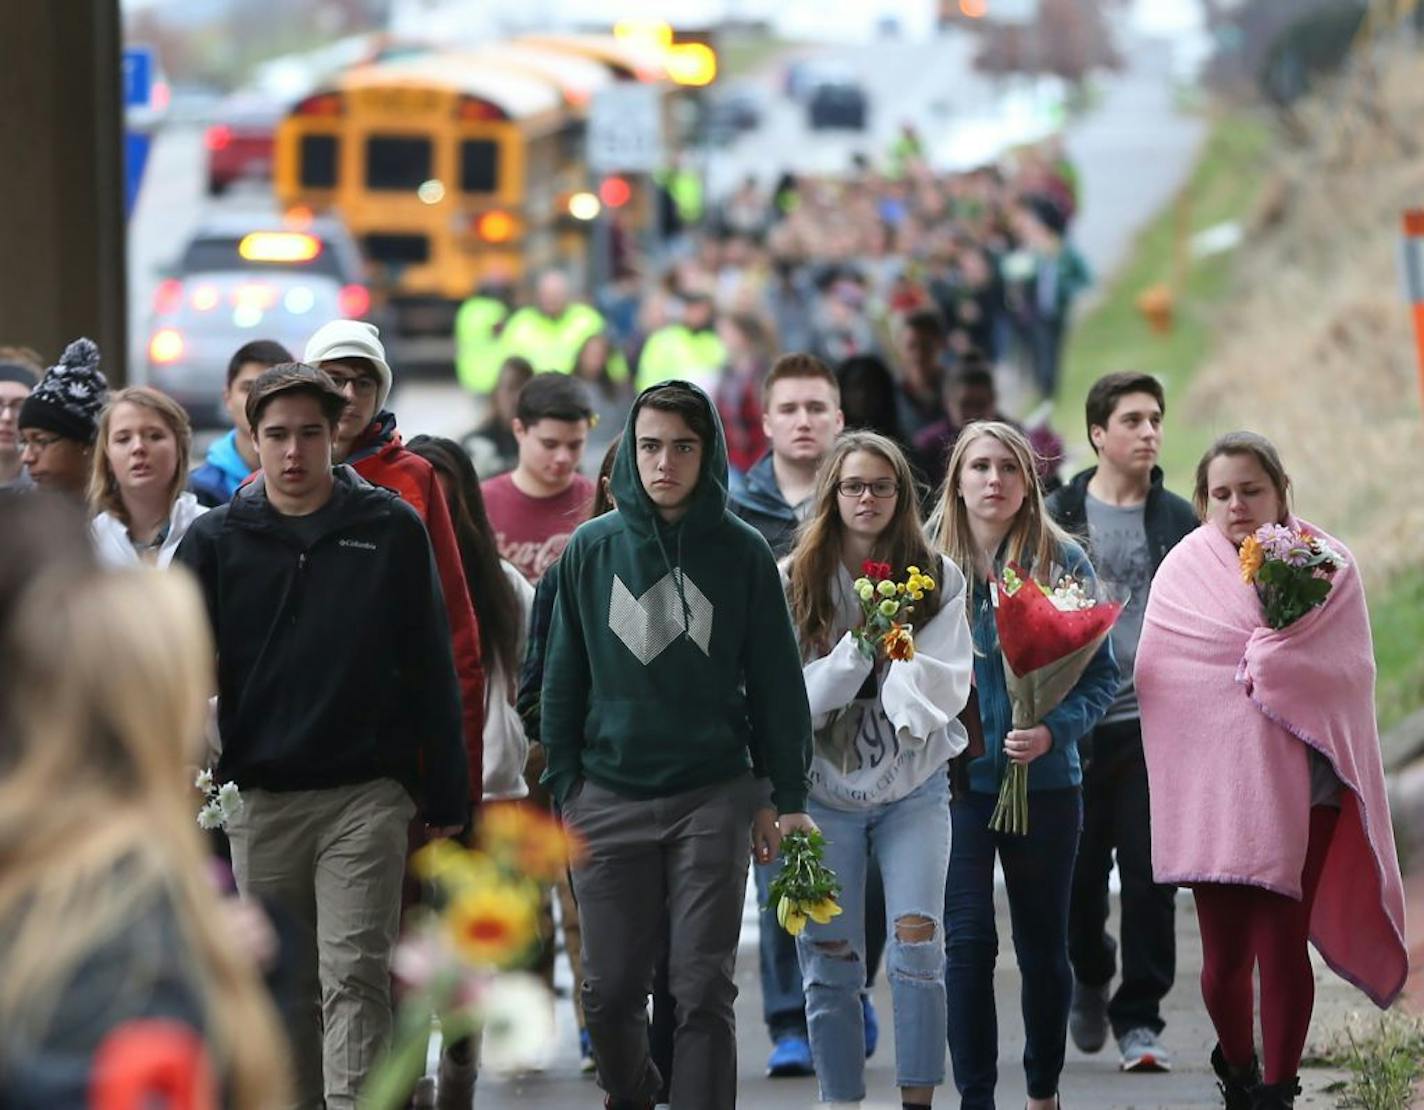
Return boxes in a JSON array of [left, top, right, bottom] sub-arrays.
[[964, 540, 1119, 795]]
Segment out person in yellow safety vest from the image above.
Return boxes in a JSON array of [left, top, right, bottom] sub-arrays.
[[496, 271, 626, 382], [888, 121, 925, 180], [635, 293, 727, 392], [454, 285, 511, 395]]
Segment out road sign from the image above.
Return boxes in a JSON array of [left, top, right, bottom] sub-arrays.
[[124, 131, 151, 220], [587, 84, 664, 175], [122, 46, 154, 109]]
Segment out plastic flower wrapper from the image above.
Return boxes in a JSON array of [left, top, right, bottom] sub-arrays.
[[849, 561, 936, 663], [1238, 523, 1347, 630], [766, 829, 843, 937], [988, 563, 1126, 835], [194, 768, 241, 831]]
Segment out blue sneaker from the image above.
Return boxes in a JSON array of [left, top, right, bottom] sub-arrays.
[[861, 994, 879, 1059], [579, 1027, 596, 1074], [766, 1034, 814, 1077]]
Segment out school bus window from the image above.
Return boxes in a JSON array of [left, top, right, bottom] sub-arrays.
[[460, 140, 499, 193], [366, 136, 432, 190], [300, 135, 339, 189]]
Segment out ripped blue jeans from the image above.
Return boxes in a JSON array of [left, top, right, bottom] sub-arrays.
[[798, 771, 951, 1102]]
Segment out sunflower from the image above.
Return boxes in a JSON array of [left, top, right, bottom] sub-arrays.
[[1239, 534, 1264, 584], [446, 884, 539, 967]]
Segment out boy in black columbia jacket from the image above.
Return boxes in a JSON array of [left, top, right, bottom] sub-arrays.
[[175, 364, 467, 1107]]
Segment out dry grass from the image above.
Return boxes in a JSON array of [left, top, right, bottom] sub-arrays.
[[1185, 46, 1424, 591]]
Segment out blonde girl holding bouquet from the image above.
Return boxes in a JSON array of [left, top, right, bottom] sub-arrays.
[[785, 430, 974, 1109], [932, 421, 1118, 1110], [1135, 432, 1406, 1110]]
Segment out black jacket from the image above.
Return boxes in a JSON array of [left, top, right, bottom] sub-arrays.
[[174, 466, 468, 825], [1046, 464, 1198, 576]]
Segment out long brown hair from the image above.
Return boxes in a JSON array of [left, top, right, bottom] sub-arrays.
[[0, 569, 287, 1107], [787, 430, 940, 655], [931, 421, 1071, 586], [89, 386, 193, 523], [407, 435, 522, 684]]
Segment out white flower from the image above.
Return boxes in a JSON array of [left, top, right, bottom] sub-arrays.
[[477, 972, 555, 1075], [194, 768, 214, 793], [197, 802, 225, 830], [217, 782, 243, 817]]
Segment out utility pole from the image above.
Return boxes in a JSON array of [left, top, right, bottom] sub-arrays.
[[0, 1, 128, 383]]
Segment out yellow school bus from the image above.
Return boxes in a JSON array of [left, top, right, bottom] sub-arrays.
[[273, 52, 592, 332]]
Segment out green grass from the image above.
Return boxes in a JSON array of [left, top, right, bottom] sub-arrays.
[[1371, 565, 1424, 735], [1055, 108, 1424, 730], [1054, 111, 1273, 491], [1305, 1012, 1424, 1109]]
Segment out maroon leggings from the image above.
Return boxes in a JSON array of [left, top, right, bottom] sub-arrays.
[[1192, 806, 1340, 1084]]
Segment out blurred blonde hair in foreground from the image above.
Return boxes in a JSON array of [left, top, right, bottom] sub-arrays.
[[0, 558, 288, 1108]]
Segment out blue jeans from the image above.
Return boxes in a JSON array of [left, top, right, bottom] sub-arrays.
[[754, 857, 808, 1041], [945, 787, 1083, 1107], [799, 772, 951, 1102]]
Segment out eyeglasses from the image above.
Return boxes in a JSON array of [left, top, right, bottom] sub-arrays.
[[18, 432, 64, 454], [836, 478, 899, 499], [325, 371, 378, 395]]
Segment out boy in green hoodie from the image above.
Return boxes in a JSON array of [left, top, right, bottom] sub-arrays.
[[542, 380, 815, 1109]]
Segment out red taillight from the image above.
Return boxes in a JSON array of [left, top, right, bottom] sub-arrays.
[[153, 279, 183, 315], [294, 92, 344, 117], [339, 284, 371, 318], [149, 329, 184, 365], [205, 125, 232, 151]]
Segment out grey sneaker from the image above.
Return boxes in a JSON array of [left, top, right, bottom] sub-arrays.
[[1068, 980, 1110, 1053], [1118, 1026, 1172, 1072]]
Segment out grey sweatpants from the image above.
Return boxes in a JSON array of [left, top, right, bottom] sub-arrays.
[[564, 774, 759, 1108]]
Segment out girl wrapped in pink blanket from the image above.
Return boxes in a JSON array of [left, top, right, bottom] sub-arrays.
[[1136, 432, 1406, 1110]]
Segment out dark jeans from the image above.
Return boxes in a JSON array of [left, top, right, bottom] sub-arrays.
[[565, 775, 756, 1109], [753, 855, 886, 1042], [1068, 719, 1176, 1038], [945, 787, 1082, 1107]]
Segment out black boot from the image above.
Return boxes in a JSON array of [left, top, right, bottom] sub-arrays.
[[1250, 1077, 1301, 1109], [1210, 1044, 1261, 1110]]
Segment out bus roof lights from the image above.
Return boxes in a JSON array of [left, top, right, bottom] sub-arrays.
[[296, 92, 344, 117], [598, 177, 632, 208], [238, 232, 323, 263], [477, 211, 517, 243], [667, 42, 717, 87]]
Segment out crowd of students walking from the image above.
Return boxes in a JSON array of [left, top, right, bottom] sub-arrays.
[[0, 304, 1406, 1110]]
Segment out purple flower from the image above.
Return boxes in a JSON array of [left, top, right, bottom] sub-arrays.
[[1254, 524, 1297, 562]]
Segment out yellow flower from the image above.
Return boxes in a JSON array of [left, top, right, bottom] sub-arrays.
[[876, 579, 898, 598], [906, 565, 920, 576], [446, 883, 538, 967], [412, 839, 493, 890], [806, 898, 843, 924], [1239, 534, 1264, 584], [883, 625, 916, 661], [776, 894, 808, 936], [922, 575, 935, 592], [909, 589, 924, 601], [481, 802, 584, 882]]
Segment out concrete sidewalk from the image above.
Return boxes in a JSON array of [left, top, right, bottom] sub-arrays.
[[474, 885, 1360, 1108]]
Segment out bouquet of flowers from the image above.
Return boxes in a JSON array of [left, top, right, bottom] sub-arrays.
[[1238, 523, 1347, 629], [767, 829, 843, 937], [362, 803, 584, 1108], [989, 563, 1125, 835], [850, 560, 936, 662], [194, 768, 242, 830]]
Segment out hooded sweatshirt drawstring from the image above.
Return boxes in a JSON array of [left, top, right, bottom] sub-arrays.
[[653, 522, 694, 640]]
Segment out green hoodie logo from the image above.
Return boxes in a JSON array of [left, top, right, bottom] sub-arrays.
[[609, 571, 713, 665]]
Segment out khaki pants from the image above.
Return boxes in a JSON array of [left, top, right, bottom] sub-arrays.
[[228, 778, 415, 1110]]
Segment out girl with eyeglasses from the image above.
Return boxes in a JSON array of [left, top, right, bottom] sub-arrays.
[[784, 430, 973, 1109]]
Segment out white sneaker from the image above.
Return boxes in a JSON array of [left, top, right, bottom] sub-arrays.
[[1119, 1026, 1172, 1072]]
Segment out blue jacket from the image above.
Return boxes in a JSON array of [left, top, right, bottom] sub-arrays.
[[965, 540, 1119, 795], [188, 429, 252, 508], [728, 452, 799, 559]]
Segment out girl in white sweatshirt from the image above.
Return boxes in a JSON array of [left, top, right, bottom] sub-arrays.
[[783, 430, 972, 1108]]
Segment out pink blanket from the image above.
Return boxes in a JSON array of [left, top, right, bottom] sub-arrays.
[[1136, 521, 1407, 1008]]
